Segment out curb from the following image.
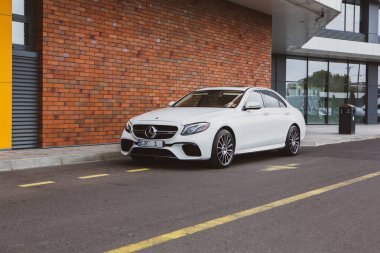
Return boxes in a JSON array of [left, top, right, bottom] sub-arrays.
[[1, 135, 379, 172], [0, 151, 124, 172], [301, 135, 380, 147]]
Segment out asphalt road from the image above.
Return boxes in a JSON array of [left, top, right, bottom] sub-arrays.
[[1, 139, 380, 253]]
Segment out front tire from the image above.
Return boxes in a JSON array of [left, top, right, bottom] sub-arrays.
[[283, 125, 301, 156], [210, 129, 235, 168]]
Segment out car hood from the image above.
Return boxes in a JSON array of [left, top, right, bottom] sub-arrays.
[[131, 107, 232, 125]]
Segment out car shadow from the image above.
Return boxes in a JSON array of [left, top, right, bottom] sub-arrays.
[[232, 150, 282, 165]]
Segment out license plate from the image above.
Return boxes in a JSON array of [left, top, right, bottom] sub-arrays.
[[137, 139, 164, 148]]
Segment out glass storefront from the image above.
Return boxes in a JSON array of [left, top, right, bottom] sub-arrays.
[[286, 57, 366, 124]]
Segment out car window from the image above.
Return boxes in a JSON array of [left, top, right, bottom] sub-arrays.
[[259, 90, 287, 108], [245, 91, 264, 107], [259, 90, 280, 108], [174, 90, 244, 108], [274, 93, 287, 108]]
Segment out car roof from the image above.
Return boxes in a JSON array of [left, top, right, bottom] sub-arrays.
[[196, 87, 271, 92]]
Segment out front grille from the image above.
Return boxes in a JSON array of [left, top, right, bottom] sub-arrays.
[[133, 125, 178, 139], [130, 148, 176, 158]]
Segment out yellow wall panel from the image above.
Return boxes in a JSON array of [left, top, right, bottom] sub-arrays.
[[0, 0, 12, 149], [0, 14, 12, 83], [0, 83, 12, 149], [0, 0, 11, 16]]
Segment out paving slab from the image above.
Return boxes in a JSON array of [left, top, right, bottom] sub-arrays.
[[0, 160, 12, 172], [11, 156, 61, 170], [60, 153, 103, 165]]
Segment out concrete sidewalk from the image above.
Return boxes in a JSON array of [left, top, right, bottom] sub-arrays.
[[0, 144, 122, 172], [1, 124, 380, 172], [303, 125, 380, 146]]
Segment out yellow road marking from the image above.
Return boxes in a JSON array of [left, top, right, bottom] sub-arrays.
[[262, 163, 299, 171], [105, 171, 380, 253], [18, 181, 56, 188], [78, 174, 110, 179], [127, 168, 150, 173]]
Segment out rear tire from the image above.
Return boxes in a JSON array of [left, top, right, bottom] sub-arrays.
[[283, 125, 301, 156], [210, 129, 235, 168]]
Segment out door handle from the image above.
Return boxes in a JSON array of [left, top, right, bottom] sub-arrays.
[[263, 111, 269, 116], [285, 111, 290, 115]]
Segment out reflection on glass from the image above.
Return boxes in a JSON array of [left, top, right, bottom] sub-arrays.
[[326, 3, 345, 31], [379, 9, 380, 35], [286, 59, 307, 82], [354, 4, 360, 33], [378, 66, 380, 123], [286, 81, 305, 115], [328, 62, 347, 124], [307, 61, 328, 124], [378, 86, 380, 123], [12, 0, 24, 15], [12, 21, 25, 45], [346, 3, 354, 32], [285, 57, 367, 124], [348, 64, 366, 123], [286, 58, 306, 116]]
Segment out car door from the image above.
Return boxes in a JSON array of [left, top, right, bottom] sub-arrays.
[[235, 90, 269, 150], [259, 90, 291, 145]]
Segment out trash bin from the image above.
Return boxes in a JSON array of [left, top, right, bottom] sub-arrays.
[[339, 104, 356, 134]]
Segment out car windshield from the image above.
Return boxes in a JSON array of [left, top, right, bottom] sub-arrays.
[[174, 90, 244, 108]]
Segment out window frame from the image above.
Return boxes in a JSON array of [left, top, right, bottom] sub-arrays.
[[325, 0, 362, 33], [12, 0, 34, 51]]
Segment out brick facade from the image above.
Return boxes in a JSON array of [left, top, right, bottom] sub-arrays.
[[38, 0, 272, 147]]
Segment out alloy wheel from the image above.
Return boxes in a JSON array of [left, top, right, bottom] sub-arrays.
[[216, 132, 234, 166], [288, 126, 300, 155]]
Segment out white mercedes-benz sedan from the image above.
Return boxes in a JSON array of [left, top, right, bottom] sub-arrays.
[[121, 87, 306, 168]]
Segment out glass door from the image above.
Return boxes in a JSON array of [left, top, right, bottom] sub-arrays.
[[307, 60, 328, 124], [285, 58, 307, 118], [328, 62, 348, 124], [348, 63, 366, 123]]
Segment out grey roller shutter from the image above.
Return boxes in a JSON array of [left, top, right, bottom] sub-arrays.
[[12, 51, 39, 149]]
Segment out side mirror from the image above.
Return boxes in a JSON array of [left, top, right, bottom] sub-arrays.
[[243, 101, 261, 111], [168, 101, 175, 107]]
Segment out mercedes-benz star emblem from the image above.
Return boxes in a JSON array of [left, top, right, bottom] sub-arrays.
[[145, 126, 157, 139]]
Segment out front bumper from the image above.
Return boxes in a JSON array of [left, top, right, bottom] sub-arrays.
[[120, 128, 215, 160]]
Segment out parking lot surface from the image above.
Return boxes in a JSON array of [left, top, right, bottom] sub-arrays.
[[1, 139, 380, 253]]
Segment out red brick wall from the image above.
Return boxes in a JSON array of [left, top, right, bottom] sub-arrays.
[[39, 0, 272, 147]]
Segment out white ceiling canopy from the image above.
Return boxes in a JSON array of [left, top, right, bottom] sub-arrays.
[[229, 0, 341, 54]]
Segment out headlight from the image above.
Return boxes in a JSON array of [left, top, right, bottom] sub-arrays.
[[125, 121, 132, 133], [181, 122, 210, 136]]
